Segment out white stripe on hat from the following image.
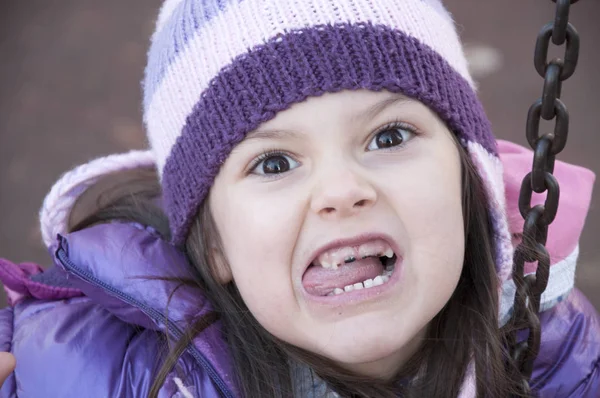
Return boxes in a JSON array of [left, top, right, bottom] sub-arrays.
[[154, 0, 187, 35]]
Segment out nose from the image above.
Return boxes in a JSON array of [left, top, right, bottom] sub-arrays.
[[310, 166, 377, 219]]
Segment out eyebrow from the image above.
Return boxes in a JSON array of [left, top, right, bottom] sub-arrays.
[[356, 94, 412, 122], [244, 94, 412, 142], [244, 128, 299, 143]]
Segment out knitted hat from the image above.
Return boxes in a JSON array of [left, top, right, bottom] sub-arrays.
[[142, 0, 510, 299], [143, 0, 511, 267]]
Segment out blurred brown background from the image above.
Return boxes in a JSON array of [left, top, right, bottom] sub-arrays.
[[0, 1, 598, 308]]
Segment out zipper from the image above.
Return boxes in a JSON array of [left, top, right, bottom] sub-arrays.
[[56, 243, 234, 398]]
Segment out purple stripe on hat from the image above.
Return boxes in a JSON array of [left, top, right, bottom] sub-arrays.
[[144, 0, 243, 110], [162, 22, 496, 245]]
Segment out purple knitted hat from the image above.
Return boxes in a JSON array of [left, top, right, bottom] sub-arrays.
[[142, 0, 513, 294]]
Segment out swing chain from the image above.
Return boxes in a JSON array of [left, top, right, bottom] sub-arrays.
[[508, 0, 580, 395]]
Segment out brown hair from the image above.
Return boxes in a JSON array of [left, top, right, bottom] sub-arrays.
[[68, 144, 523, 397]]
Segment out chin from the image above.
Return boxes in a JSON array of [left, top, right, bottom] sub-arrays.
[[309, 321, 423, 374]]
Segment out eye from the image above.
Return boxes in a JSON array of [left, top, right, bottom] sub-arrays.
[[250, 151, 299, 176], [367, 124, 415, 151]]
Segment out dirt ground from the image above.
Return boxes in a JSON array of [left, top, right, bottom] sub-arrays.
[[1, 1, 599, 308]]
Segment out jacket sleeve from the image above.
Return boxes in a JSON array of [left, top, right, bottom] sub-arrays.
[[0, 296, 178, 398], [531, 289, 600, 397], [0, 297, 220, 398], [0, 255, 226, 398]]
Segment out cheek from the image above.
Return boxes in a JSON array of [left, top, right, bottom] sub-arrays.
[[210, 183, 306, 325], [389, 149, 465, 296], [218, 187, 303, 263], [403, 172, 464, 260]]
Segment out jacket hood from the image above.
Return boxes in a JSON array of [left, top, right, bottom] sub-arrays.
[[34, 140, 595, 324]]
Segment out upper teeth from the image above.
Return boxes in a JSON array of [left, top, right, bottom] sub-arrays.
[[313, 240, 395, 269]]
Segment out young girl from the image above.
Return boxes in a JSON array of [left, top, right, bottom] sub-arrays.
[[0, 0, 598, 396]]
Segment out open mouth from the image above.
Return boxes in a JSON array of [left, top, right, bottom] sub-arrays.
[[302, 238, 399, 297]]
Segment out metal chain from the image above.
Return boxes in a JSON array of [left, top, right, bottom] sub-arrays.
[[507, 0, 580, 395]]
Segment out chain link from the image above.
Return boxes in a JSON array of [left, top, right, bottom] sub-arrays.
[[507, 1, 580, 395]]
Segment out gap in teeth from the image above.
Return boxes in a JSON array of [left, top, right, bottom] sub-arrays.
[[328, 264, 395, 296], [316, 244, 395, 269]]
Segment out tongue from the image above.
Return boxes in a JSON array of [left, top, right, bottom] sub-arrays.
[[302, 257, 384, 296]]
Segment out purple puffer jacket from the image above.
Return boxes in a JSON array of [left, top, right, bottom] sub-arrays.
[[0, 223, 237, 398], [0, 221, 599, 397]]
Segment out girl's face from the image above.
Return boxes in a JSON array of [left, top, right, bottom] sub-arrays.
[[209, 90, 464, 378]]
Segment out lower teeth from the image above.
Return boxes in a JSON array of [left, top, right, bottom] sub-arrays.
[[326, 265, 394, 296]]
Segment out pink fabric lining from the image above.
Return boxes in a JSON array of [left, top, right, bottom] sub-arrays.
[[499, 140, 595, 273], [0, 259, 83, 306]]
